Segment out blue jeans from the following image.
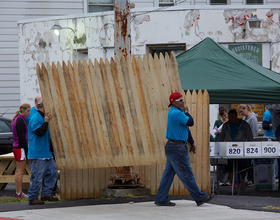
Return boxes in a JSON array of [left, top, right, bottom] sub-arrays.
[[28, 159, 58, 201], [155, 141, 208, 203]]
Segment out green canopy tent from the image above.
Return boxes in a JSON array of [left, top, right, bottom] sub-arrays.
[[176, 37, 280, 104]]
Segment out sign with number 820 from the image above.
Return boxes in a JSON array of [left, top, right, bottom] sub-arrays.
[[226, 147, 243, 156]]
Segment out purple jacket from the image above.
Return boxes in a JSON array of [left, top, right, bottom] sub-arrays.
[[12, 114, 28, 148]]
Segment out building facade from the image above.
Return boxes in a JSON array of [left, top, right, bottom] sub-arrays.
[[0, 0, 84, 119]]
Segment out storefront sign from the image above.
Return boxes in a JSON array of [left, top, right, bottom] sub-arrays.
[[228, 44, 262, 66]]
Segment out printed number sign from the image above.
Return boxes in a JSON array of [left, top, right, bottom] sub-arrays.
[[226, 146, 243, 156], [262, 145, 278, 156], [244, 146, 261, 157]]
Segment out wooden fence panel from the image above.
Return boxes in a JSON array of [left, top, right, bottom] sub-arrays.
[[36, 53, 210, 198]]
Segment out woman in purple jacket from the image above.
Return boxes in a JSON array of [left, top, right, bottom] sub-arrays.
[[12, 103, 31, 199]]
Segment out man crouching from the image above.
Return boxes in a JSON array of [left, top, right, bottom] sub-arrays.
[[28, 99, 58, 205]]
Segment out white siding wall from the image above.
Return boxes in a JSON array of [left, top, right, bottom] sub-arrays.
[[231, 0, 244, 5], [0, 0, 83, 119], [267, 0, 280, 5], [131, 0, 154, 8]]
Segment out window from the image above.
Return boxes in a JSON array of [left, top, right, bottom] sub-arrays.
[[0, 121, 11, 133], [147, 44, 186, 58], [247, 0, 263, 4], [159, 0, 174, 7], [210, 0, 227, 5], [89, 0, 114, 13]]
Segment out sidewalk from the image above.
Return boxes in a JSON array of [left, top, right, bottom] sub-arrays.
[[1, 183, 280, 219], [0, 199, 280, 220]]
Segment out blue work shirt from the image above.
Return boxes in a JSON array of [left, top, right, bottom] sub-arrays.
[[28, 111, 52, 159], [263, 110, 273, 137], [166, 106, 189, 142]]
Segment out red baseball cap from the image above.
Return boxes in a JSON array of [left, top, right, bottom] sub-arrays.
[[168, 92, 182, 107]]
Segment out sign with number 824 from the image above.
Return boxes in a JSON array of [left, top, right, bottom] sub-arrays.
[[244, 146, 261, 156]]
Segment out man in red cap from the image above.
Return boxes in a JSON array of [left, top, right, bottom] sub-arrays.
[[155, 92, 214, 206]]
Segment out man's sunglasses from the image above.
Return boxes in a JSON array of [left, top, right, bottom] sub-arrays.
[[175, 98, 184, 102]]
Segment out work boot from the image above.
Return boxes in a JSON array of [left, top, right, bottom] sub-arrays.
[[29, 198, 44, 205], [41, 195, 59, 202]]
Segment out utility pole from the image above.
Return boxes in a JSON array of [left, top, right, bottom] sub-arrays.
[[114, 0, 131, 59], [108, 0, 142, 189]]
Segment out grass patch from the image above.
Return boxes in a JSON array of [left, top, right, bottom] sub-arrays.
[[121, 194, 134, 198], [0, 196, 28, 204], [264, 206, 280, 210]]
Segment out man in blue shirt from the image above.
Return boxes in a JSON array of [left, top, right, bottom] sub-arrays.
[[155, 92, 214, 207], [28, 100, 58, 205]]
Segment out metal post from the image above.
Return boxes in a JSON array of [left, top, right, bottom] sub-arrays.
[[108, 0, 141, 189], [114, 0, 131, 59]]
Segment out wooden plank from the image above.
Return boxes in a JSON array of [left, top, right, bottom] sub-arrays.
[[99, 168, 106, 197], [138, 165, 145, 186], [118, 56, 141, 165], [47, 62, 72, 169], [126, 56, 150, 164], [76, 169, 83, 199], [82, 169, 89, 198], [67, 61, 91, 168], [110, 58, 131, 165], [156, 164, 163, 194], [37, 63, 62, 169], [57, 61, 82, 169], [59, 170, 66, 199], [65, 169, 72, 199], [164, 52, 176, 93], [196, 90, 203, 189], [131, 56, 155, 161], [191, 90, 197, 180], [88, 168, 94, 198], [202, 90, 210, 193], [88, 59, 108, 168], [0, 159, 16, 189], [46, 63, 66, 168], [103, 58, 125, 164], [0, 175, 30, 183], [144, 165, 151, 190], [73, 61, 95, 168], [148, 54, 166, 162], [105, 167, 112, 189], [70, 169, 77, 199], [150, 164, 157, 195], [137, 55, 161, 163], [0, 160, 11, 174], [173, 174, 179, 195], [140, 55, 163, 164], [94, 168, 100, 198], [169, 52, 182, 92], [62, 61, 87, 169], [92, 58, 114, 166], [79, 60, 101, 167]]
